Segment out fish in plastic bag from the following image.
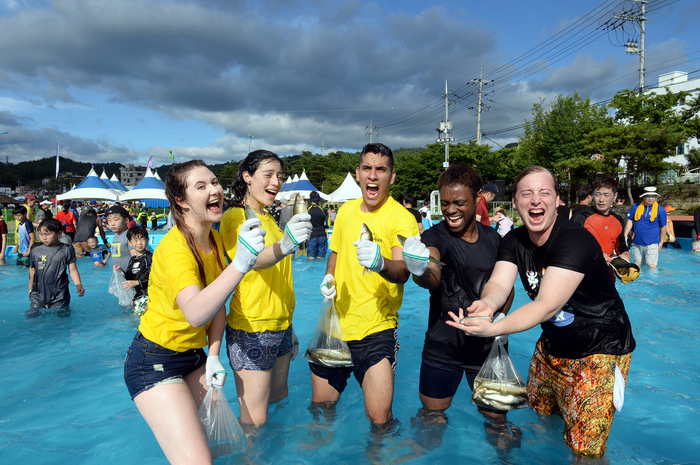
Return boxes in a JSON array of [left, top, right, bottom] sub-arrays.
[[305, 292, 353, 368], [198, 386, 247, 458], [471, 335, 529, 411], [108, 268, 136, 307]]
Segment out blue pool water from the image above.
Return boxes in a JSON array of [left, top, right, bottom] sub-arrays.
[[1, 239, 699, 464]]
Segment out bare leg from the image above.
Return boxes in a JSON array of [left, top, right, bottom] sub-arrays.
[[310, 371, 341, 403], [234, 354, 291, 426], [361, 358, 395, 424], [134, 366, 212, 465]]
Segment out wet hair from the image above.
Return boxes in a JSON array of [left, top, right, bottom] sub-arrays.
[[127, 226, 149, 241], [513, 166, 560, 197], [360, 143, 394, 172], [437, 164, 483, 201], [38, 218, 63, 233], [165, 160, 224, 285], [592, 176, 618, 194], [577, 185, 593, 201], [231, 150, 282, 208], [402, 193, 416, 207], [13, 205, 28, 216], [87, 235, 98, 243]]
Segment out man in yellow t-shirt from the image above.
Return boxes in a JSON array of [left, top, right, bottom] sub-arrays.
[[312, 143, 419, 426]]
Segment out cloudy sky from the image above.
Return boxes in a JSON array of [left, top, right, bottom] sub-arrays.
[[1, 0, 698, 168]]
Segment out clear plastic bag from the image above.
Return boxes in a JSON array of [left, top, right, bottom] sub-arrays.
[[471, 335, 529, 411], [198, 386, 246, 458], [108, 268, 136, 307], [304, 299, 353, 368]]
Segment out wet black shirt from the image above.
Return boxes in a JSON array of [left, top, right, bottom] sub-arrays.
[[124, 251, 153, 300], [308, 205, 328, 239], [497, 215, 636, 359], [29, 243, 76, 310], [420, 221, 502, 372]]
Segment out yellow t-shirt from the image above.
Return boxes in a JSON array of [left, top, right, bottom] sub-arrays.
[[220, 207, 295, 332], [139, 226, 226, 352], [329, 197, 419, 341]]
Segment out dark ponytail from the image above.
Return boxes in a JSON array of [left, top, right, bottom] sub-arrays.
[[231, 150, 282, 208], [165, 160, 224, 286]]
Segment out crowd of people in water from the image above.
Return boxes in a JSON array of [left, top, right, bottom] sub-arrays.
[[4, 143, 700, 464]]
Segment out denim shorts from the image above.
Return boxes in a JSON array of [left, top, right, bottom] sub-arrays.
[[309, 328, 399, 394], [306, 236, 328, 259], [226, 324, 293, 372], [124, 331, 207, 400]]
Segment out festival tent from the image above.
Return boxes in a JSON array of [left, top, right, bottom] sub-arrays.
[[110, 174, 128, 192], [118, 168, 167, 202], [327, 172, 362, 202], [285, 171, 330, 200], [100, 170, 123, 192], [276, 174, 299, 200], [57, 167, 120, 201], [278, 176, 293, 192], [153, 170, 165, 187]]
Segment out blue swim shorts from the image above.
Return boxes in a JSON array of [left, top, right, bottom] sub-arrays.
[[309, 328, 399, 394], [226, 324, 293, 372], [306, 236, 328, 259], [124, 331, 207, 400]]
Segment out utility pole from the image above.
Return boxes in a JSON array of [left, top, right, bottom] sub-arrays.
[[321, 139, 331, 156], [365, 119, 379, 143], [469, 65, 493, 144], [615, 0, 646, 92], [436, 80, 457, 169]]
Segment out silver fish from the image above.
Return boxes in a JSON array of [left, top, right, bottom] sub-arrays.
[[397, 235, 446, 269], [244, 205, 259, 229], [472, 379, 528, 410], [305, 348, 353, 368], [293, 193, 307, 257], [360, 223, 374, 275]]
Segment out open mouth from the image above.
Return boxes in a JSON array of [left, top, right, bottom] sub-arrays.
[[265, 189, 278, 199], [529, 209, 544, 221], [445, 213, 463, 227], [366, 183, 379, 197], [207, 198, 222, 212]]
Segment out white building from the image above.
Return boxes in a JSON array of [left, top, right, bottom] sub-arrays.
[[645, 71, 700, 165], [120, 164, 147, 187]]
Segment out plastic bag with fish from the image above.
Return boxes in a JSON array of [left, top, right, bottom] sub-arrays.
[[198, 386, 247, 458], [471, 334, 528, 411], [293, 193, 307, 257], [305, 279, 353, 368]]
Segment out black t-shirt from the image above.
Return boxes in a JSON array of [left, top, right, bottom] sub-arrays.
[[571, 204, 593, 216], [556, 205, 571, 220], [124, 251, 153, 300], [421, 221, 503, 372], [308, 205, 328, 239], [74, 215, 99, 243], [497, 215, 636, 359], [29, 243, 76, 309], [406, 207, 422, 225]]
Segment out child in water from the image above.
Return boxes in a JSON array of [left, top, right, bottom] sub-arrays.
[[28, 218, 84, 317], [121, 226, 153, 315], [86, 235, 111, 268]]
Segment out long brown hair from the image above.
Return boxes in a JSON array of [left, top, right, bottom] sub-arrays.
[[165, 160, 224, 286]]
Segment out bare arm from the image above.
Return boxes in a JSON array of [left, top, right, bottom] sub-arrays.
[[449, 266, 585, 337], [68, 262, 84, 296], [623, 219, 633, 239], [28, 266, 35, 294], [0, 233, 6, 259], [175, 264, 247, 328], [658, 224, 668, 251], [413, 246, 442, 290], [471, 261, 520, 316], [206, 307, 226, 357], [378, 246, 411, 284], [251, 241, 288, 270], [25, 232, 36, 255], [326, 250, 337, 276]]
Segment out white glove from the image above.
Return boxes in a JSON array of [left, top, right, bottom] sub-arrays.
[[205, 355, 227, 388], [280, 214, 312, 255], [353, 240, 384, 273], [402, 235, 430, 276], [290, 326, 299, 361], [320, 273, 336, 301], [232, 218, 266, 274]]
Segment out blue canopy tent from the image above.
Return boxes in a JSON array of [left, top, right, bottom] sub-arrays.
[[110, 174, 128, 192], [57, 167, 119, 201], [100, 170, 123, 192], [118, 168, 167, 202]]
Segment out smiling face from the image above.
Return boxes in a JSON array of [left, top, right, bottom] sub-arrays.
[[356, 152, 395, 212], [129, 235, 148, 254], [86, 237, 98, 249], [440, 184, 479, 239], [513, 170, 560, 246], [178, 166, 225, 224], [243, 160, 283, 212]]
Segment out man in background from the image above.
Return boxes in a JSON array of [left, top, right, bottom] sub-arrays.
[[403, 193, 424, 234], [476, 183, 498, 227]]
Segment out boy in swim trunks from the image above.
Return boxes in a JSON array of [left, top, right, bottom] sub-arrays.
[[86, 235, 111, 268], [451, 166, 636, 458]]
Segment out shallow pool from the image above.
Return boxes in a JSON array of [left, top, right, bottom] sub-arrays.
[[1, 239, 699, 464]]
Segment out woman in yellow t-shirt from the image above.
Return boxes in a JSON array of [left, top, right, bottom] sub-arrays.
[[124, 160, 266, 464], [220, 150, 312, 427]]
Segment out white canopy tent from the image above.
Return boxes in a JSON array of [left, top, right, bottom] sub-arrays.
[[57, 167, 120, 201], [100, 170, 123, 192], [118, 168, 167, 201], [284, 171, 330, 200], [326, 172, 362, 202]]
